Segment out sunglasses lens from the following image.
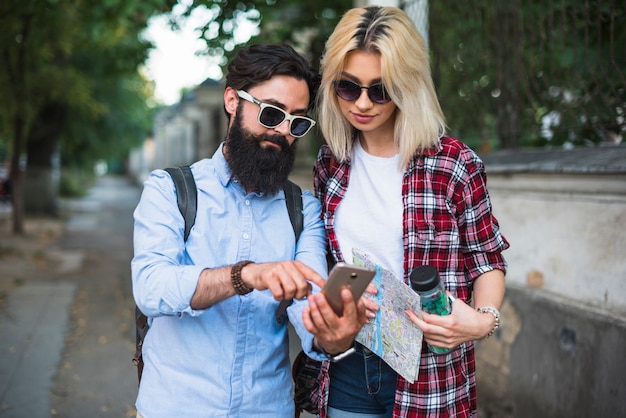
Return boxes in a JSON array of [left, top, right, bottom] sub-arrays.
[[259, 106, 286, 127], [334, 80, 361, 101], [259, 104, 312, 137], [368, 83, 389, 104], [334, 80, 390, 104], [290, 118, 312, 137]]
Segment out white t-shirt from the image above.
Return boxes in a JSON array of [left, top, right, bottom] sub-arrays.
[[335, 139, 405, 281]]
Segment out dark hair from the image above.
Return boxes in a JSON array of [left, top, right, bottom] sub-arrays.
[[226, 44, 320, 109]]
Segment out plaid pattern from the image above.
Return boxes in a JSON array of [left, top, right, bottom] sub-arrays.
[[313, 136, 509, 418], [292, 350, 322, 416]]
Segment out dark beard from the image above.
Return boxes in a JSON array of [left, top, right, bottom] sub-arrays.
[[224, 113, 297, 195]]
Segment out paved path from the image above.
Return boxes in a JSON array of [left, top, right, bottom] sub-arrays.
[[0, 175, 142, 417], [0, 283, 75, 417]]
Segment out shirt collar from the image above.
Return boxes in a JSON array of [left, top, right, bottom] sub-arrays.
[[213, 142, 234, 188]]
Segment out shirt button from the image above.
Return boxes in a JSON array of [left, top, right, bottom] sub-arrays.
[[243, 233, 249, 239], [245, 200, 250, 205]]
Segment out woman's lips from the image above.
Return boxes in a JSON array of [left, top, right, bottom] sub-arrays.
[[352, 113, 374, 124]]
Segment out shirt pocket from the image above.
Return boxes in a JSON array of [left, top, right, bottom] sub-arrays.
[[416, 218, 459, 247]]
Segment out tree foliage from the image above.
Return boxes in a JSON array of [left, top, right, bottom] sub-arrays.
[[430, 0, 625, 150], [167, 0, 352, 72], [0, 0, 176, 232]]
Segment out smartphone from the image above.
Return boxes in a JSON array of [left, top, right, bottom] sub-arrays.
[[322, 263, 376, 316]]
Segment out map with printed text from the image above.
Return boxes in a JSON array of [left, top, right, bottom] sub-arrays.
[[353, 249, 423, 383]]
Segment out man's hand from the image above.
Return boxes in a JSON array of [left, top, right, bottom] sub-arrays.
[[241, 260, 326, 301], [190, 260, 326, 310], [303, 287, 374, 355]]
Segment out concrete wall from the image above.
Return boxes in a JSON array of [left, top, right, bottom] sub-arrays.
[[475, 168, 626, 417], [489, 172, 626, 315]]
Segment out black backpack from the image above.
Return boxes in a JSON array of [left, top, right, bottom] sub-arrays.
[[132, 165, 303, 382]]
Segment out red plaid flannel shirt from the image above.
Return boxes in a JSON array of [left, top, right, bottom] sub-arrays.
[[312, 136, 509, 418]]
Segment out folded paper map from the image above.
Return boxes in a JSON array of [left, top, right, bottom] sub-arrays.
[[353, 248, 423, 383]]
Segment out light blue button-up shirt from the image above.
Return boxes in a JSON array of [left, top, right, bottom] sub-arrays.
[[131, 144, 327, 417]]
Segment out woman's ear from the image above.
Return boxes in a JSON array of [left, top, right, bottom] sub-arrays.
[[224, 87, 239, 118]]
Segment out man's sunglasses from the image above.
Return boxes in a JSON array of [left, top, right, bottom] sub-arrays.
[[236, 90, 316, 138], [333, 80, 392, 104]]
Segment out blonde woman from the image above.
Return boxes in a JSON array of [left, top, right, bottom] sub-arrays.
[[307, 6, 509, 417]]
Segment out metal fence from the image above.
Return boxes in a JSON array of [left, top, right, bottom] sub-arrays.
[[402, 0, 625, 150]]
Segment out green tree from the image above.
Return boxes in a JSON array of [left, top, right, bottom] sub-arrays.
[[430, 1, 625, 150], [0, 0, 175, 233]]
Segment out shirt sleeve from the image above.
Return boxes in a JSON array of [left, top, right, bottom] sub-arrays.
[[456, 153, 509, 279], [131, 169, 206, 318]]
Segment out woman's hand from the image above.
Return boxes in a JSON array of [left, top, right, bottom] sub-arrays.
[[362, 283, 379, 321], [405, 294, 496, 350]]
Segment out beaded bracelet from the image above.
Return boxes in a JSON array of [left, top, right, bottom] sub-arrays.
[[231, 260, 254, 295], [477, 306, 500, 339]]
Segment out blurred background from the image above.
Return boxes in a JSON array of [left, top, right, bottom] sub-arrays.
[[0, 0, 624, 417]]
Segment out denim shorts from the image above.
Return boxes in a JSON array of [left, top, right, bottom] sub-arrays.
[[327, 343, 397, 417]]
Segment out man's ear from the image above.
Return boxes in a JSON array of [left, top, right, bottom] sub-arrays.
[[224, 87, 239, 118]]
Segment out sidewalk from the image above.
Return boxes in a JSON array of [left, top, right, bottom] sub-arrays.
[[0, 177, 142, 417], [0, 215, 75, 417]]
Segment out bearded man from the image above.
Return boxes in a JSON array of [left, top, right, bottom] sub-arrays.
[[131, 44, 366, 418]]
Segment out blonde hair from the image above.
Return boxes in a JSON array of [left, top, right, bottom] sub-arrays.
[[317, 6, 447, 167]]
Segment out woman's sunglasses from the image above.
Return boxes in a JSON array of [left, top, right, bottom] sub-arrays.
[[236, 90, 316, 138], [333, 80, 391, 104]]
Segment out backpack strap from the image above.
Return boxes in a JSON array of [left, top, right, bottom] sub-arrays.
[[283, 180, 303, 241], [131, 305, 149, 382], [164, 166, 197, 242]]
